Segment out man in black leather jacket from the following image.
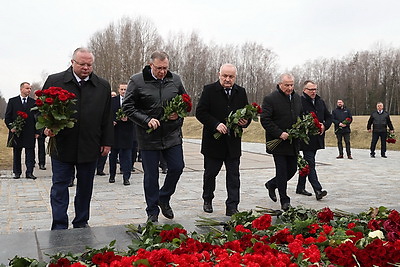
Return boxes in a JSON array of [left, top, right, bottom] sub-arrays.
[[123, 51, 186, 223]]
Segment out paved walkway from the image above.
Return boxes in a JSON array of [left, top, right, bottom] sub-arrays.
[[0, 139, 399, 264]]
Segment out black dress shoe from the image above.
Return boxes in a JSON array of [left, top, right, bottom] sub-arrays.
[[123, 179, 130, 186], [158, 202, 174, 219], [39, 165, 46, 170], [96, 171, 106, 176], [296, 189, 312, 196], [281, 202, 292, 211], [370, 154, 375, 158], [109, 175, 115, 183], [316, 190, 327, 200], [226, 208, 239, 216], [381, 155, 387, 158], [147, 214, 158, 223], [13, 174, 21, 179], [203, 202, 213, 213], [26, 173, 37, 180], [265, 182, 277, 202]]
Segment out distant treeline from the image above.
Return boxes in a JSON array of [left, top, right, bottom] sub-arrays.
[[1, 17, 399, 119]]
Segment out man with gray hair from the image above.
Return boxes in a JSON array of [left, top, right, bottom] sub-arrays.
[[43, 47, 113, 230], [196, 63, 250, 217], [261, 73, 302, 211], [123, 51, 186, 223]]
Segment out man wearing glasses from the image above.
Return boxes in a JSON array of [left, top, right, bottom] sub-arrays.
[[43, 47, 113, 230], [123, 51, 186, 223], [296, 80, 332, 200]]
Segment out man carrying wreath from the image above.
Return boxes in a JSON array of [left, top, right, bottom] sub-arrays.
[[42, 47, 113, 230], [196, 63, 250, 217], [123, 51, 186, 223]]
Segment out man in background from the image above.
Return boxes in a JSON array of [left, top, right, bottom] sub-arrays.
[[332, 99, 353, 159], [108, 82, 133, 186], [367, 102, 394, 158], [5, 82, 39, 179]]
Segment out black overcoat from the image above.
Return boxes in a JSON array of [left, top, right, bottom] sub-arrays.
[[299, 93, 332, 151], [112, 95, 134, 149], [42, 67, 114, 163], [5, 96, 37, 148], [260, 87, 302, 156], [196, 81, 249, 159]]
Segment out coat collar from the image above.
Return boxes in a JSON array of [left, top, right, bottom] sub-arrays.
[[63, 66, 99, 87], [142, 65, 173, 82]]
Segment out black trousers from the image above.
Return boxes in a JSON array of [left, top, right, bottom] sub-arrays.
[[267, 154, 297, 204], [296, 150, 322, 192], [13, 147, 35, 175], [370, 131, 387, 156], [336, 132, 351, 156], [202, 156, 240, 210], [37, 136, 46, 166]]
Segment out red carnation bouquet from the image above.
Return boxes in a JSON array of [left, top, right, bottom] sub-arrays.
[[266, 111, 322, 151], [386, 131, 396, 144], [147, 93, 192, 133], [214, 102, 261, 139], [31, 87, 77, 155], [335, 117, 351, 133], [7, 111, 29, 147]]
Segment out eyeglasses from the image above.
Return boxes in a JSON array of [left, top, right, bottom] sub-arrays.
[[73, 60, 93, 68], [305, 88, 317, 91], [152, 64, 168, 71]]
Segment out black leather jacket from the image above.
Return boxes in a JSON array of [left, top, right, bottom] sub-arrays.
[[123, 65, 186, 150]]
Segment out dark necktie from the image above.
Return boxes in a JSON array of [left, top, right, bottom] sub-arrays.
[[225, 88, 231, 97], [79, 80, 86, 87], [22, 98, 27, 108]]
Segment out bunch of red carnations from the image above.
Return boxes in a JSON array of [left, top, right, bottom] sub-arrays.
[[31, 87, 77, 155], [7, 111, 29, 147]]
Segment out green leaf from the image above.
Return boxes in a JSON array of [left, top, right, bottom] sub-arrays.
[[35, 121, 45, 130]]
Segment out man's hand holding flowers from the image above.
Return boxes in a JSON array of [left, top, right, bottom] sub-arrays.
[[147, 93, 191, 133], [213, 102, 261, 139], [335, 117, 351, 133]]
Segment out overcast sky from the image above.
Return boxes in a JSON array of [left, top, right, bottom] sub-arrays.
[[2, 0, 400, 100]]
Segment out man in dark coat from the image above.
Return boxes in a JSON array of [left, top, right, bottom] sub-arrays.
[[196, 63, 250, 217], [296, 80, 332, 200], [108, 83, 134, 186], [261, 73, 302, 211], [332, 99, 353, 159], [123, 51, 186, 223], [5, 82, 39, 179], [42, 47, 113, 230], [367, 102, 394, 158]]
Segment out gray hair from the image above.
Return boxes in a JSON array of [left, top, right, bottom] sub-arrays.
[[72, 47, 95, 61], [219, 63, 237, 74], [278, 73, 294, 83], [149, 51, 169, 63]]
